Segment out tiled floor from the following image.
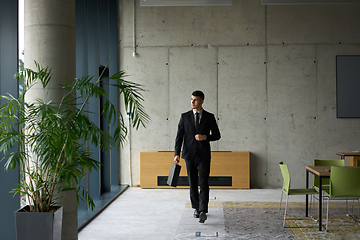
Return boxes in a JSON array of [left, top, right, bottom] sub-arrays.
[[78, 188, 306, 240]]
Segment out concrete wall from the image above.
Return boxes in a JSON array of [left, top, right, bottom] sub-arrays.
[[118, 0, 360, 188]]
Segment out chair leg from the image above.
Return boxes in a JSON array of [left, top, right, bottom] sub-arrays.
[[348, 199, 360, 221], [357, 199, 360, 224], [283, 195, 289, 227], [310, 194, 313, 219], [326, 197, 330, 231], [309, 194, 312, 217], [357, 199, 359, 220], [309, 195, 320, 222], [319, 192, 325, 218], [310, 194, 319, 221], [346, 199, 356, 218], [278, 191, 283, 219]]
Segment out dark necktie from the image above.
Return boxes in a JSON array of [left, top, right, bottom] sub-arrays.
[[195, 112, 200, 132]]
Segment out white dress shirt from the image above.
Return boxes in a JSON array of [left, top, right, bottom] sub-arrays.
[[193, 108, 203, 128]]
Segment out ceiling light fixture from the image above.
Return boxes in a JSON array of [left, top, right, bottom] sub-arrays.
[[140, 0, 232, 7], [261, 0, 354, 4]]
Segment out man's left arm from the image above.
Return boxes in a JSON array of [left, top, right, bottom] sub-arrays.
[[206, 114, 221, 142]]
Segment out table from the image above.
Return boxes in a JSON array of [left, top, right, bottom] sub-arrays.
[[336, 152, 360, 166], [140, 151, 250, 189], [306, 165, 331, 231]]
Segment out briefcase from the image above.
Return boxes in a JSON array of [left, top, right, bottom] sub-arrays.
[[167, 163, 181, 187]]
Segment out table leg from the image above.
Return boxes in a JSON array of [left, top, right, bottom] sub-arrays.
[[306, 170, 309, 217], [318, 177, 323, 231]]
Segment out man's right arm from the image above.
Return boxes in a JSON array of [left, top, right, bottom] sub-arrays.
[[174, 114, 184, 163]]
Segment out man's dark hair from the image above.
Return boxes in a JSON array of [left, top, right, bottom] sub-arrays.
[[192, 90, 205, 100]]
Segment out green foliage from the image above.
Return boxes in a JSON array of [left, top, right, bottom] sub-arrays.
[[0, 61, 149, 212]]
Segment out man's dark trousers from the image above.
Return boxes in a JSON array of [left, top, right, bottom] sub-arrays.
[[185, 153, 210, 213]]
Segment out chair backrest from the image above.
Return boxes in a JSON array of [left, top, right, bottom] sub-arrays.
[[329, 166, 360, 198], [279, 163, 290, 195], [313, 159, 344, 188], [357, 159, 360, 166]]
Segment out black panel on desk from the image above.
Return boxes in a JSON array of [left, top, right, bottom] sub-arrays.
[[336, 55, 360, 118], [158, 176, 232, 186]]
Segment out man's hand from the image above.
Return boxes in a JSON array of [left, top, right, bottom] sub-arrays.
[[195, 134, 206, 141], [174, 155, 180, 164]]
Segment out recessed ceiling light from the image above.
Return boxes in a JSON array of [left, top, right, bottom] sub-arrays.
[[140, 0, 232, 7]]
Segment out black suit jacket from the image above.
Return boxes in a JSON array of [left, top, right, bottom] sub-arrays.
[[175, 109, 221, 161]]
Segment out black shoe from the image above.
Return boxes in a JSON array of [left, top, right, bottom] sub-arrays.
[[199, 212, 207, 223], [193, 209, 200, 218]]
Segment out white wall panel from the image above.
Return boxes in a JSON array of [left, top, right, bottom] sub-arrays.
[[266, 4, 360, 44], [267, 45, 317, 187], [122, 0, 265, 47], [121, 47, 169, 185], [218, 46, 267, 187]]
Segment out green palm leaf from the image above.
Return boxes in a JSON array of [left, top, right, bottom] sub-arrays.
[[0, 61, 149, 212]]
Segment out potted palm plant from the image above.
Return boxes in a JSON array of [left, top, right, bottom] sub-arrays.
[[0, 61, 149, 240]]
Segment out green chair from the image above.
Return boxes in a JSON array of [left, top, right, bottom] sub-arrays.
[[357, 159, 360, 166], [279, 163, 318, 227], [313, 159, 344, 192], [324, 166, 360, 230], [312, 159, 345, 220]]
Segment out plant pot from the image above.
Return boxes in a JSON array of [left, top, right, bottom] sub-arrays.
[[14, 205, 63, 240]]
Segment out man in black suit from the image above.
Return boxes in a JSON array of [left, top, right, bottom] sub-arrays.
[[174, 90, 221, 223]]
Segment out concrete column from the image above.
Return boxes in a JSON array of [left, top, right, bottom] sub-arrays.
[[24, 0, 76, 104], [24, 1, 77, 239]]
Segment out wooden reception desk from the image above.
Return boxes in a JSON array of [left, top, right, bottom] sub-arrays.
[[140, 151, 250, 189]]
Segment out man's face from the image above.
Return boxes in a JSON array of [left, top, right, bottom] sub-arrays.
[[191, 95, 204, 111]]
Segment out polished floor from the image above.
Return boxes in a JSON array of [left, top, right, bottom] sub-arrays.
[[78, 187, 308, 240]]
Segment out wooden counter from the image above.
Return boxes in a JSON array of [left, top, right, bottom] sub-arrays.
[[140, 151, 250, 189], [336, 152, 360, 166]]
